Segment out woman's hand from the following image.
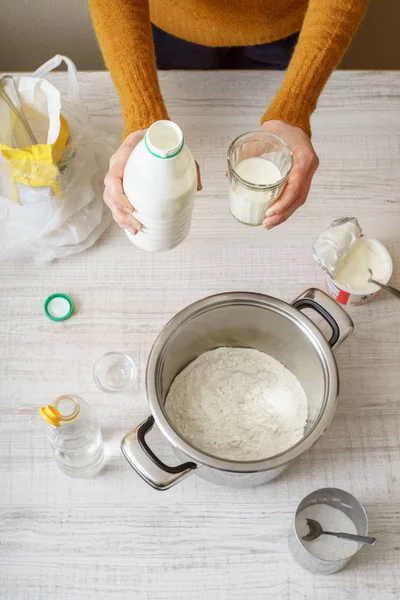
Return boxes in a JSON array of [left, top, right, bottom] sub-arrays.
[[261, 120, 319, 230], [104, 129, 202, 235], [104, 130, 147, 235]]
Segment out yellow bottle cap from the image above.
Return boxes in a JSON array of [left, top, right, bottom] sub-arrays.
[[39, 405, 63, 427]]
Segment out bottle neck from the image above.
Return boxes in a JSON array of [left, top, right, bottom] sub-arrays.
[[40, 395, 81, 427], [53, 395, 80, 421], [145, 120, 184, 159]]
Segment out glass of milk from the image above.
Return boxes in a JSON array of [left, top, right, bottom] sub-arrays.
[[227, 131, 293, 226]]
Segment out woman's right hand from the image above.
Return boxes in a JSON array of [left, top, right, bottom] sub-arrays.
[[103, 129, 147, 235]]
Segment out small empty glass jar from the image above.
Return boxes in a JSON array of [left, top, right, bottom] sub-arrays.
[[227, 131, 293, 226], [93, 352, 137, 394]]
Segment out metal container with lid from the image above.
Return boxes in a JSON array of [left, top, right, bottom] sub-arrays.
[[121, 288, 353, 490]]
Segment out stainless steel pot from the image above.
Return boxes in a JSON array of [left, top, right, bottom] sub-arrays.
[[121, 289, 353, 490]]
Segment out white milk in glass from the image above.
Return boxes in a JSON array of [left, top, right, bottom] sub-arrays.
[[229, 157, 282, 225]]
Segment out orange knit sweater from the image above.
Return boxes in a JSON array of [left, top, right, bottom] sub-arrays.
[[89, 0, 369, 137]]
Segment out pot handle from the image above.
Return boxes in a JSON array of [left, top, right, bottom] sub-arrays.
[[121, 416, 197, 490], [292, 288, 353, 351]]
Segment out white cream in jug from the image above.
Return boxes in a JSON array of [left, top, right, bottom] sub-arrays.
[[229, 157, 281, 225], [334, 237, 391, 293]]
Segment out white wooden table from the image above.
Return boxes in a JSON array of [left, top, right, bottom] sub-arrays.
[[1, 71, 400, 600]]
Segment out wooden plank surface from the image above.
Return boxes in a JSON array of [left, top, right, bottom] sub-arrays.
[[0, 70, 400, 600]]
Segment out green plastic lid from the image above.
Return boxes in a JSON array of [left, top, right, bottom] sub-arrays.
[[44, 293, 74, 322]]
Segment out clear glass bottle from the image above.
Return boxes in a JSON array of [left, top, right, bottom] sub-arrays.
[[40, 394, 104, 478]]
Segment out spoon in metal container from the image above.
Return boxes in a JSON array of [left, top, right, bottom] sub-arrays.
[[302, 518, 376, 546], [368, 269, 400, 300]]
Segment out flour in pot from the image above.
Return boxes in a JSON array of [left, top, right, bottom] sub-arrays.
[[165, 347, 308, 461]]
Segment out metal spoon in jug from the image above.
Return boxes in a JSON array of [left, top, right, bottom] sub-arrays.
[[368, 269, 400, 300], [302, 518, 376, 546]]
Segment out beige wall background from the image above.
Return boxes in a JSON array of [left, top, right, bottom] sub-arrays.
[[0, 0, 399, 72]]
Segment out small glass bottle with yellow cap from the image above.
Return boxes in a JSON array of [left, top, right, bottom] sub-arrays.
[[40, 395, 104, 477]]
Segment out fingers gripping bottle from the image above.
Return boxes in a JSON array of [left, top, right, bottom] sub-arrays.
[[123, 120, 197, 252], [40, 395, 104, 477]]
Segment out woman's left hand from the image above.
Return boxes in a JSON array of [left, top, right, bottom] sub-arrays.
[[260, 120, 319, 230]]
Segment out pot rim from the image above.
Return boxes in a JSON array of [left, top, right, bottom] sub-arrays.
[[146, 291, 339, 473]]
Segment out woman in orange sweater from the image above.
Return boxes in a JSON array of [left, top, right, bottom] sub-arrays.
[[89, 0, 369, 235]]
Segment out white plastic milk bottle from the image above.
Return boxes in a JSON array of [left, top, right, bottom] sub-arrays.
[[123, 120, 197, 252]]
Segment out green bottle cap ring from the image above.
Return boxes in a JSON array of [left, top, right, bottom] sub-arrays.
[[44, 293, 74, 322]]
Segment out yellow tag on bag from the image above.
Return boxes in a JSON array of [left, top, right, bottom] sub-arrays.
[[0, 115, 70, 204]]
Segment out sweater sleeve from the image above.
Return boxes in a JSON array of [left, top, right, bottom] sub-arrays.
[[262, 0, 369, 136], [89, 0, 168, 137]]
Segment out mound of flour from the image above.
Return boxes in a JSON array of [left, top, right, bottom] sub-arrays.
[[165, 347, 308, 461]]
